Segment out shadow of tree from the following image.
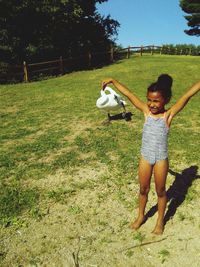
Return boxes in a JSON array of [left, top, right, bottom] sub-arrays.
[[144, 166, 200, 225]]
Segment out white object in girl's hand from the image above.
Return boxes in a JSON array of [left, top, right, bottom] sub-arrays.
[[96, 86, 127, 112]]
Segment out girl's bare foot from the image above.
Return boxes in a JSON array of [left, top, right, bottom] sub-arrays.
[[152, 222, 164, 235], [130, 216, 145, 230]]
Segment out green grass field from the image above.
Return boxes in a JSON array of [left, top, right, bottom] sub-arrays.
[[0, 54, 200, 266]]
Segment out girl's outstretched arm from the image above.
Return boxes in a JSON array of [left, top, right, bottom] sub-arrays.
[[166, 81, 200, 126], [102, 78, 148, 113]]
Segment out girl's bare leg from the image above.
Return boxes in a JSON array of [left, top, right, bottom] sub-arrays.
[[131, 157, 153, 229], [152, 159, 168, 234]]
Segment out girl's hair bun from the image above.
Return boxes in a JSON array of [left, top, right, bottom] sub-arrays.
[[157, 74, 173, 90]]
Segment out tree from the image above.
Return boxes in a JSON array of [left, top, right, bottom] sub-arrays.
[[0, 0, 120, 63], [180, 0, 200, 36]]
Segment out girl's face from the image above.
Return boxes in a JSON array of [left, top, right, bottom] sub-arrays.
[[147, 91, 166, 114]]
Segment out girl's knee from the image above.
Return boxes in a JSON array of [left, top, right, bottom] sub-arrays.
[[140, 186, 150, 196], [156, 187, 166, 197]]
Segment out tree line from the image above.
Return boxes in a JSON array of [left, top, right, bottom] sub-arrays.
[[0, 0, 199, 83], [1, 0, 199, 65], [0, 0, 119, 64], [161, 44, 200, 55]]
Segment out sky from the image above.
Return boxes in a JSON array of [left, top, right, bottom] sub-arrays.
[[96, 0, 200, 47]]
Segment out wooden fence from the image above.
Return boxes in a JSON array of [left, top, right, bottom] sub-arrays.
[[0, 45, 199, 83], [116, 45, 198, 59], [0, 49, 114, 83]]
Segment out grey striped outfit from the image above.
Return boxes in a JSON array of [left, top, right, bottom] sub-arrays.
[[141, 114, 169, 165]]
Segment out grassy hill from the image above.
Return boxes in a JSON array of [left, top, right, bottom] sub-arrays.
[[0, 55, 200, 266]]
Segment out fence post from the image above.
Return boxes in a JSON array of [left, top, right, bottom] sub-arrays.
[[88, 51, 92, 67], [23, 61, 28, 82], [127, 46, 130, 59], [59, 56, 64, 75], [140, 46, 143, 56], [160, 46, 163, 55], [151, 45, 154, 55]]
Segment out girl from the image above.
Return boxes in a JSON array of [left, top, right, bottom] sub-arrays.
[[102, 75, 200, 235]]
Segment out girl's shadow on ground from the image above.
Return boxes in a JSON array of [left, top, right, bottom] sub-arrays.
[[144, 166, 200, 224]]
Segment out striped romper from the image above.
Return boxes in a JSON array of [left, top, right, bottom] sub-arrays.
[[141, 113, 169, 165]]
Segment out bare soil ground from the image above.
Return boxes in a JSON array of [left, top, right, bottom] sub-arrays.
[[1, 119, 200, 267]]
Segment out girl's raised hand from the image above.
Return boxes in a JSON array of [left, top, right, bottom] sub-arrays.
[[102, 78, 113, 90]]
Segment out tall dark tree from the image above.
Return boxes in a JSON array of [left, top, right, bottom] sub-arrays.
[[180, 0, 200, 36], [0, 0, 119, 63]]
